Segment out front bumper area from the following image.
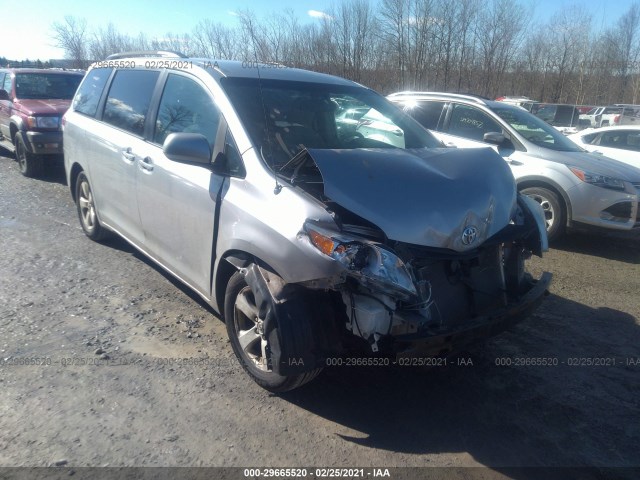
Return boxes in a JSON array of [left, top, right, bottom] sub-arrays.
[[24, 131, 63, 155], [568, 182, 639, 231], [392, 272, 552, 358]]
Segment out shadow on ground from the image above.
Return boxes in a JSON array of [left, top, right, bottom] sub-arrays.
[[278, 293, 640, 479], [552, 229, 640, 264]]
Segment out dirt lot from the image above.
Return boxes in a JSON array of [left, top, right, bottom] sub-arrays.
[[0, 152, 639, 479]]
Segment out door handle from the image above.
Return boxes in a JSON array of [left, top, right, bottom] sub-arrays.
[[507, 158, 523, 166], [122, 147, 136, 162], [139, 156, 154, 171]]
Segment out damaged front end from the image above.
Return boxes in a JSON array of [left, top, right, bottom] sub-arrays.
[[239, 147, 551, 376], [302, 193, 551, 359]]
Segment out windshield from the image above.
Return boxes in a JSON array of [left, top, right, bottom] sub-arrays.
[[491, 105, 583, 152], [220, 77, 442, 169], [15, 73, 83, 100]]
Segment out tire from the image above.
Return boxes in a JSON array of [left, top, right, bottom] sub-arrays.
[[521, 186, 565, 241], [224, 270, 321, 392], [15, 135, 43, 178], [75, 171, 110, 241]]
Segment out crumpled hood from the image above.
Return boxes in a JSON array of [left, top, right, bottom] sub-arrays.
[[307, 147, 517, 251], [15, 99, 71, 116]]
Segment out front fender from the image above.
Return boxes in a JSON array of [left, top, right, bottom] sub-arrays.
[[518, 193, 549, 256]]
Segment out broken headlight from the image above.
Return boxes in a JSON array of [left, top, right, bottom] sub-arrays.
[[304, 223, 417, 299]]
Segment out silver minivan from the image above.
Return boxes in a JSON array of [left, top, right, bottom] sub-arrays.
[[388, 92, 640, 240], [64, 53, 550, 391]]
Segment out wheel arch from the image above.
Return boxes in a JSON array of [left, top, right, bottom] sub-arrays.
[[214, 249, 344, 376], [213, 250, 256, 316], [68, 162, 84, 202], [517, 176, 573, 227]]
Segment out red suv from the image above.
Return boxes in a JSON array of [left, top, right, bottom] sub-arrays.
[[0, 68, 84, 177]]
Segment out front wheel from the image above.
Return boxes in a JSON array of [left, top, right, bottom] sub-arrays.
[[224, 270, 321, 392], [15, 136, 43, 178], [75, 171, 110, 241], [520, 186, 565, 241]]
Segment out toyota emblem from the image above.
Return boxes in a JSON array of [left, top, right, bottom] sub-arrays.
[[461, 226, 478, 245]]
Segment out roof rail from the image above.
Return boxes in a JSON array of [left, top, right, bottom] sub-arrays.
[[388, 91, 487, 105], [105, 51, 187, 60]]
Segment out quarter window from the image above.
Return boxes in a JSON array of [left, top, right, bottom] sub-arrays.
[[448, 104, 502, 141], [73, 68, 112, 117], [404, 101, 446, 130], [154, 74, 220, 148], [103, 70, 160, 136]]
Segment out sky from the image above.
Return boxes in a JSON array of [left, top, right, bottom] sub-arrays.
[[0, 0, 637, 61]]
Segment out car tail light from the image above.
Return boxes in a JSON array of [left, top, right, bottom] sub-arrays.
[[613, 115, 620, 124]]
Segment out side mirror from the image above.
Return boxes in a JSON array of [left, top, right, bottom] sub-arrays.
[[0, 90, 10, 101], [163, 133, 211, 165], [483, 132, 507, 146]]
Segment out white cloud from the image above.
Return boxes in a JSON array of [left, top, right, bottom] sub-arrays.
[[228, 11, 240, 17], [308, 10, 333, 20]]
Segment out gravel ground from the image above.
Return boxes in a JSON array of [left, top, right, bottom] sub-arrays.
[[0, 152, 639, 479]]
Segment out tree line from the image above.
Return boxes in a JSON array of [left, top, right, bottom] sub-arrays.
[[49, 0, 640, 105]]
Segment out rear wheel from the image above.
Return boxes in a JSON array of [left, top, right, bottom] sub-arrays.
[[224, 270, 321, 392], [15, 136, 43, 178], [521, 186, 565, 241], [75, 171, 110, 241]]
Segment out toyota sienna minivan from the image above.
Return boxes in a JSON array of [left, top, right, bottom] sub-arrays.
[[63, 52, 550, 391]]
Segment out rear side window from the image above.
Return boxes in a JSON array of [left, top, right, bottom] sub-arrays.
[[581, 133, 598, 144], [103, 70, 160, 136], [599, 131, 640, 151], [73, 68, 112, 117], [448, 104, 502, 141], [153, 74, 220, 147], [403, 101, 446, 130]]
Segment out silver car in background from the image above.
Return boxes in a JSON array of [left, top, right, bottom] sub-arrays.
[[389, 92, 640, 240], [63, 53, 550, 391]]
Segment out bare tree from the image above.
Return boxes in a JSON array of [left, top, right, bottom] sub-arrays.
[[191, 20, 240, 59], [51, 16, 89, 68], [475, 0, 530, 97]]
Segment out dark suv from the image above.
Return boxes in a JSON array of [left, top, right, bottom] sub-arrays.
[[0, 68, 84, 177]]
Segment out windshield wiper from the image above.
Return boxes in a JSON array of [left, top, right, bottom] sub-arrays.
[[278, 148, 309, 174]]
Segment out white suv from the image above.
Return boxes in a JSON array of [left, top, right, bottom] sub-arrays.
[[389, 92, 640, 240]]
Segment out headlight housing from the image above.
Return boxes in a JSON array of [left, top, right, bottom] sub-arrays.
[[569, 166, 625, 191], [27, 116, 60, 129], [305, 223, 417, 299]]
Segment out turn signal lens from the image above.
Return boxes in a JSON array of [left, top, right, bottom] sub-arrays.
[[308, 229, 336, 256]]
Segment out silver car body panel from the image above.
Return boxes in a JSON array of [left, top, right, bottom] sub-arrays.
[[434, 129, 640, 230], [411, 99, 640, 231]]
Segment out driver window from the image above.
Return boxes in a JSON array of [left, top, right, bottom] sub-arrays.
[[154, 74, 220, 148], [448, 104, 502, 141]]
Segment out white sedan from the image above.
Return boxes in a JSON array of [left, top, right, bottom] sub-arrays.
[[568, 126, 640, 168]]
